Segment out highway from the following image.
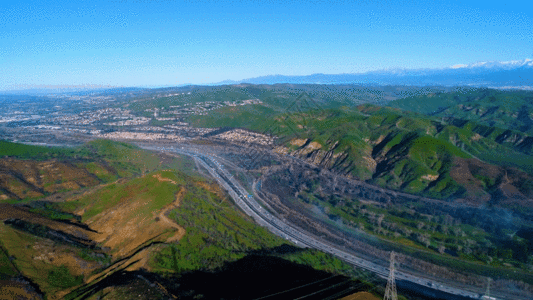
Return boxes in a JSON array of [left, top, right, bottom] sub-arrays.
[[146, 145, 495, 300]]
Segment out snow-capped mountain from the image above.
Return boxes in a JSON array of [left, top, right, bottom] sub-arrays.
[[450, 59, 533, 70], [215, 59, 533, 89]]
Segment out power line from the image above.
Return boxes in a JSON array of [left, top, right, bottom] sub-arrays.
[[321, 281, 370, 300], [383, 251, 398, 300], [321, 286, 356, 300], [294, 278, 354, 300], [251, 275, 340, 300]]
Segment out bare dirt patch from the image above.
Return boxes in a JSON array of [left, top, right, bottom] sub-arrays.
[[195, 181, 225, 199], [31, 241, 101, 276], [82, 186, 188, 286], [0, 280, 42, 300], [290, 138, 308, 147], [0, 158, 100, 199], [339, 291, 380, 300], [421, 174, 439, 181], [85, 186, 186, 258]]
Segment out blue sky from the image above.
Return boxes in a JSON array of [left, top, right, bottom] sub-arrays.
[[1, 0, 532, 90]]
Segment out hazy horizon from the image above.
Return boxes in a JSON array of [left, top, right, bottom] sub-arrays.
[[2, 0, 532, 90]]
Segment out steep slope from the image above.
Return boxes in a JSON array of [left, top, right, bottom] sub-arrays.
[[280, 106, 533, 207], [200, 104, 533, 208]]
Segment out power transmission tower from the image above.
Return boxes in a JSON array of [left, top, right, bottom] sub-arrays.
[[484, 277, 491, 299], [383, 251, 398, 300]]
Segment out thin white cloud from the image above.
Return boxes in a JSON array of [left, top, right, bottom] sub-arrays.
[[450, 64, 468, 69]]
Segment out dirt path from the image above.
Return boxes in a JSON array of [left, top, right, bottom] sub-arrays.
[[152, 173, 177, 185], [157, 187, 187, 243], [85, 186, 188, 286]]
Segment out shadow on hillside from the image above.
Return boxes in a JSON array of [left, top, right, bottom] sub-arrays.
[[245, 243, 305, 256], [160, 254, 359, 300], [66, 244, 469, 300], [70, 245, 366, 300]]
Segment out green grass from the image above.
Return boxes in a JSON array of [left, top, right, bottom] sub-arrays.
[[281, 249, 354, 275], [59, 171, 181, 222], [387, 88, 533, 135], [188, 102, 533, 200], [84, 162, 117, 182], [0, 140, 86, 160], [0, 245, 18, 280], [0, 222, 93, 296], [28, 203, 79, 222], [47, 265, 84, 289], [150, 175, 360, 278], [154, 181, 285, 273], [1, 139, 169, 180], [82, 140, 162, 178], [187, 104, 277, 129], [0, 139, 197, 205]]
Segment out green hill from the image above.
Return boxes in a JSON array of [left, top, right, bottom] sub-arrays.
[[126, 83, 456, 116], [0, 140, 371, 300], [387, 88, 533, 134], [188, 103, 533, 208], [0, 139, 183, 201]]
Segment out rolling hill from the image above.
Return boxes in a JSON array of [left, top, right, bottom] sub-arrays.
[[188, 103, 533, 210], [0, 140, 373, 300], [387, 88, 533, 134]]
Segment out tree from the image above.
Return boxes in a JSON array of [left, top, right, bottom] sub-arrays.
[[417, 233, 431, 248], [378, 214, 385, 229], [417, 221, 425, 230], [501, 249, 513, 260]]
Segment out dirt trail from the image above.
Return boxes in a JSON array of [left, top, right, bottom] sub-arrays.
[[157, 188, 187, 243], [152, 173, 177, 185], [86, 184, 187, 283], [121, 185, 186, 271]]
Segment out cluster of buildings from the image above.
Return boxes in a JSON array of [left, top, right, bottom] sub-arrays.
[[103, 117, 151, 126], [214, 129, 273, 146], [96, 131, 185, 141], [51, 108, 133, 126], [147, 99, 263, 117], [1, 92, 270, 146]]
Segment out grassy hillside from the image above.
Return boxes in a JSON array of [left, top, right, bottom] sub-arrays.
[[0, 140, 373, 300], [0, 139, 183, 201], [0, 140, 86, 160], [387, 88, 533, 134], [189, 103, 533, 207], [126, 83, 456, 115]]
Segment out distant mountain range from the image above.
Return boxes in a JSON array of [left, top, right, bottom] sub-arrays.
[[216, 59, 533, 89]]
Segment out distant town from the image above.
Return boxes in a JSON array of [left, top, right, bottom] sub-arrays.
[[0, 92, 267, 146]]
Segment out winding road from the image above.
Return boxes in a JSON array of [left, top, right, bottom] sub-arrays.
[[144, 144, 505, 300]]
